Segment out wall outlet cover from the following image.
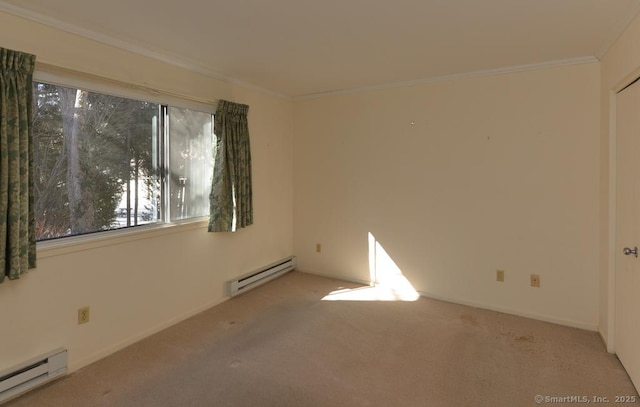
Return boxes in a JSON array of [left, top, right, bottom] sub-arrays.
[[530, 274, 541, 288], [78, 306, 90, 324]]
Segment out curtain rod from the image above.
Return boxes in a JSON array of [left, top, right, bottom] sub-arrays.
[[34, 62, 219, 107]]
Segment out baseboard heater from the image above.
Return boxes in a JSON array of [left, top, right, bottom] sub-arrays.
[[227, 256, 297, 297], [0, 348, 67, 404]]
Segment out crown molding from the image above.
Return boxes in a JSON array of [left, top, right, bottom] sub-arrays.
[[0, 2, 292, 100], [595, 1, 640, 60], [294, 56, 599, 101]]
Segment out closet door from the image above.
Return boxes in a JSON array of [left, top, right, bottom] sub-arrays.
[[615, 79, 640, 391]]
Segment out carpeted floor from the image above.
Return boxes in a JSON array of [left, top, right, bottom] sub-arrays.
[[4, 271, 638, 406]]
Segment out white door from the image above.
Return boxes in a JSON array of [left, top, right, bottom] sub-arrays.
[[616, 79, 640, 390]]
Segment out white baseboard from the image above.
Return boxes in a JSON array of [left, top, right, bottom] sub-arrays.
[[299, 269, 373, 287], [418, 290, 598, 332], [68, 297, 228, 373], [299, 269, 598, 332]]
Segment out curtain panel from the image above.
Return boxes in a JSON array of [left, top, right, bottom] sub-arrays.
[[0, 48, 36, 283], [208, 99, 253, 232]]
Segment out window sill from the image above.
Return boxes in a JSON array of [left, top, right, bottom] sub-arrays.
[[37, 218, 209, 260]]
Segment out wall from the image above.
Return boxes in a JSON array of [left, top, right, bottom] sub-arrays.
[[0, 12, 293, 372], [294, 62, 601, 329], [599, 12, 640, 351]]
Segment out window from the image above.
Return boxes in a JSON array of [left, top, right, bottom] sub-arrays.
[[32, 81, 214, 241]]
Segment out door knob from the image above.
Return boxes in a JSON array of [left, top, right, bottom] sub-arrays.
[[623, 247, 638, 257]]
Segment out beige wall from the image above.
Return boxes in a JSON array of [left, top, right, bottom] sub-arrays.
[[599, 12, 640, 351], [294, 63, 601, 329], [0, 12, 294, 372]]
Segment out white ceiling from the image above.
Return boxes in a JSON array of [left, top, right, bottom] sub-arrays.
[[1, 0, 639, 98]]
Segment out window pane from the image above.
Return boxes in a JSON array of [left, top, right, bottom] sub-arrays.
[[33, 82, 160, 240], [168, 107, 213, 221]]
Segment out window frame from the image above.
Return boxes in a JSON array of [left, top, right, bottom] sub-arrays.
[[34, 66, 216, 256]]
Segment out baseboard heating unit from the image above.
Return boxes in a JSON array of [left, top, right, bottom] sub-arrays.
[[0, 348, 67, 403], [227, 256, 297, 297]]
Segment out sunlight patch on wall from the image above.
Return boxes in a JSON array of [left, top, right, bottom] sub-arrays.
[[322, 233, 419, 301]]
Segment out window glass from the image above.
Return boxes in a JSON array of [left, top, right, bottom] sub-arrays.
[[168, 107, 214, 221], [33, 82, 161, 240]]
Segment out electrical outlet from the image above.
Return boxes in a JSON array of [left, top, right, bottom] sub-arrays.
[[530, 274, 540, 288], [496, 269, 505, 282], [316, 243, 321, 253], [78, 306, 90, 325]]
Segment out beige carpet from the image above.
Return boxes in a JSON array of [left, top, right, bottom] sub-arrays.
[[4, 271, 637, 407]]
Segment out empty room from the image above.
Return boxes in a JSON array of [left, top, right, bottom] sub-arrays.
[[1, 1, 640, 406]]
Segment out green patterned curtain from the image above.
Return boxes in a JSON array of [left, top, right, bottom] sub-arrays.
[[0, 48, 36, 283], [208, 100, 253, 232]]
